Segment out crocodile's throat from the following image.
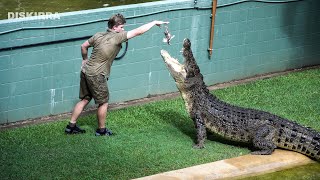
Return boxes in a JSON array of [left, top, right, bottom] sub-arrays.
[[160, 49, 192, 113]]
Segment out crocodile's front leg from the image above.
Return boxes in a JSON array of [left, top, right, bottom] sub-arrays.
[[252, 125, 277, 155], [192, 111, 207, 149]]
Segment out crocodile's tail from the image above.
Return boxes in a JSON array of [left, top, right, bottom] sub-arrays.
[[275, 119, 320, 161]]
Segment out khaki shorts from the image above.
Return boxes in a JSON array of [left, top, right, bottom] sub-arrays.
[[79, 72, 109, 104]]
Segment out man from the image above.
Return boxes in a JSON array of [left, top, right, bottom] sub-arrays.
[[65, 13, 169, 135]]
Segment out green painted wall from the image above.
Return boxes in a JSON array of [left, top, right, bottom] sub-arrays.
[[0, 0, 319, 124]]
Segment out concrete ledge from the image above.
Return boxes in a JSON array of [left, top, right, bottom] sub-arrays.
[[134, 149, 315, 180]]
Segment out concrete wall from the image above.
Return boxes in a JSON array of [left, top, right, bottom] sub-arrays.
[[0, 0, 319, 124]]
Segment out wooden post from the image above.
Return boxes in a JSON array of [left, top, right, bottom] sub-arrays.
[[208, 0, 217, 57]]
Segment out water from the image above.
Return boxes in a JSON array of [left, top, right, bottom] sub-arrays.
[[239, 163, 320, 180], [0, 0, 162, 20]]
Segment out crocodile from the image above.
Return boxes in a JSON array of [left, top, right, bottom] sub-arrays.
[[160, 38, 320, 161]]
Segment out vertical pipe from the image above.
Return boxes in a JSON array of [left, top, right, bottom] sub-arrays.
[[208, 0, 217, 57]]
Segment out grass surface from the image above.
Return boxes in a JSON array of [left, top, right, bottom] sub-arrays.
[[1, 68, 319, 179]]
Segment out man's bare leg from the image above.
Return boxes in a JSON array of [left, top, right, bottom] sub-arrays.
[[65, 99, 89, 134], [96, 103, 112, 136], [97, 103, 108, 129], [70, 99, 90, 124]]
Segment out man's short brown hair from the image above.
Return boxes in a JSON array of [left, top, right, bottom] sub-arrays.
[[108, 13, 126, 29]]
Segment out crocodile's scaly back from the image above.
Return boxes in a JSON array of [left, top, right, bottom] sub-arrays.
[[160, 38, 320, 161]]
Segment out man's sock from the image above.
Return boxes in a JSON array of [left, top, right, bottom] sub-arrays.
[[69, 122, 76, 127], [99, 128, 106, 133]]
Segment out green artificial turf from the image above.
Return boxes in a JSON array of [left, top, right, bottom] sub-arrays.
[[0, 68, 319, 179]]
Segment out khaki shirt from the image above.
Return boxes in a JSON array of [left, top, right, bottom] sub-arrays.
[[84, 29, 128, 77]]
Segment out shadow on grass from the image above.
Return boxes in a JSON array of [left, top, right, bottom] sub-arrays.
[[152, 109, 196, 139], [207, 133, 253, 150], [152, 108, 252, 150]]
